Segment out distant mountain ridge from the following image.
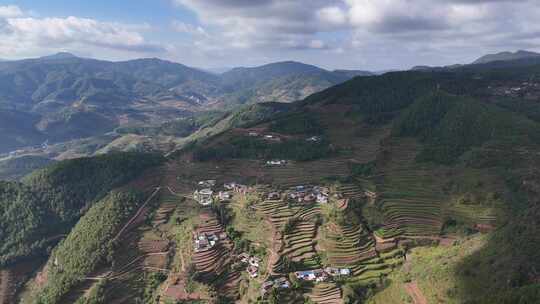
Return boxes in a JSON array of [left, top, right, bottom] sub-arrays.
[[410, 50, 540, 72], [473, 50, 540, 64], [0, 53, 372, 154]]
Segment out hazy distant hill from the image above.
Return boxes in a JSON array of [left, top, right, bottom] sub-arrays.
[[219, 61, 368, 104], [332, 69, 374, 78], [0, 54, 370, 155], [473, 50, 540, 64]]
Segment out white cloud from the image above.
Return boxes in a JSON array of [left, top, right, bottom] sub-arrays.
[[0, 5, 23, 18], [171, 0, 540, 69], [171, 20, 208, 37], [309, 39, 326, 49], [316, 6, 347, 26], [0, 5, 164, 59]]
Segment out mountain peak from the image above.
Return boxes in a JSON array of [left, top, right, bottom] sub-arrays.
[[39, 52, 79, 61], [473, 50, 540, 64]]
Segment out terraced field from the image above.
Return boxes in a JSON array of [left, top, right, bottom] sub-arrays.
[[375, 138, 447, 238], [305, 283, 343, 304], [282, 220, 320, 268], [192, 211, 241, 300], [320, 201, 403, 288], [103, 192, 173, 303]]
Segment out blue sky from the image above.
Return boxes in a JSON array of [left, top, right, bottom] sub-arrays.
[[0, 0, 539, 70]]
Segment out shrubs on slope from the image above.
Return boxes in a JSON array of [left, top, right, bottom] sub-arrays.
[[303, 72, 436, 114], [0, 182, 47, 265], [268, 112, 323, 135], [229, 102, 294, 128], [394, 92, 540, 164], [23, 152, 163, 221], [193, 137, 333, 162], [34, 190, 142, 304]]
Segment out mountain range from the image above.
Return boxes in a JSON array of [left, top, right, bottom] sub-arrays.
[[1, 49, 540, 304], [0, 53, 372, 156]]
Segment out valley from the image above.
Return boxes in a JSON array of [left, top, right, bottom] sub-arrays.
[[0, 55, 371, 181]]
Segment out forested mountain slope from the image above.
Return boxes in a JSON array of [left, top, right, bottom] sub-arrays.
[[0, 152, 163, 267]]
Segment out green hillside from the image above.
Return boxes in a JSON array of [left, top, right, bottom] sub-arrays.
[[394, 92, 540, 164], [33, 190, 143, 304], [0, 155, 55, 181], [0, 152, 163, 266]]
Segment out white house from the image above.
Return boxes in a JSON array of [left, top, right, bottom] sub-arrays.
[[194, 188, 214, 205], [218, 191, 232, 201], [316, 193, 329, 204], [266, 160, 287, 166]]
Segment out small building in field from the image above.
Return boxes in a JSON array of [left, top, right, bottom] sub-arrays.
[[260, 278, 290, 296], [324, 267, 351, 277], [295, 269, 328, 282], [275, 277, 290, 288], [266, 160, 287, 166], [238, 253, 250, 263], [233, 184, 249, 194], [194, 233, 218, 252], [194, 189, 214, 205], [224, 182, 237, 190], [218, 191, 232, 201], [249, 257, 261, 267], [303, 193, 316, 203], [247, 265, 259, 278], [267, 192, 281, 200], [261, 281, 275, 296], [316, 193, 329, 204], [198, 180, 216, 188]]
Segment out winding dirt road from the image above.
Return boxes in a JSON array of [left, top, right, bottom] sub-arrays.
[[405, 281, 428, 304]]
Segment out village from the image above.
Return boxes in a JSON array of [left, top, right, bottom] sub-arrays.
[[188, 178, 356, 301], [488, 80, 540, 101], [193, 179, 331, 207]]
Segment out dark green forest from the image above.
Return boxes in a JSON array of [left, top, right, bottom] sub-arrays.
[[393, 92, 540, 164], [193, 136, 333, 162], [0, 152, 163, 266], [34, 190, 143, 304]]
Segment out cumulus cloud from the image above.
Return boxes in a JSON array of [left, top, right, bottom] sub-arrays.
[[174, 0, 346, 50], [0, 5, 164, 59], [0, 5, 23, 18], [173, 0, 540, 68], [171, 20, 209, 37]]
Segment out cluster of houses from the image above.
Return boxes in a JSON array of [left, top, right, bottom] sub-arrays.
[[287, 185, 330, 204], [489, 81, 540, 100], [193, 180, 250, 206], [193, 231, 228, 252], [263, 185, 331, 204], [224, 182, 249, 194], [261, 277, 290, 296], [294, 267, 351, 282], [237, 253, 262, 278]]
